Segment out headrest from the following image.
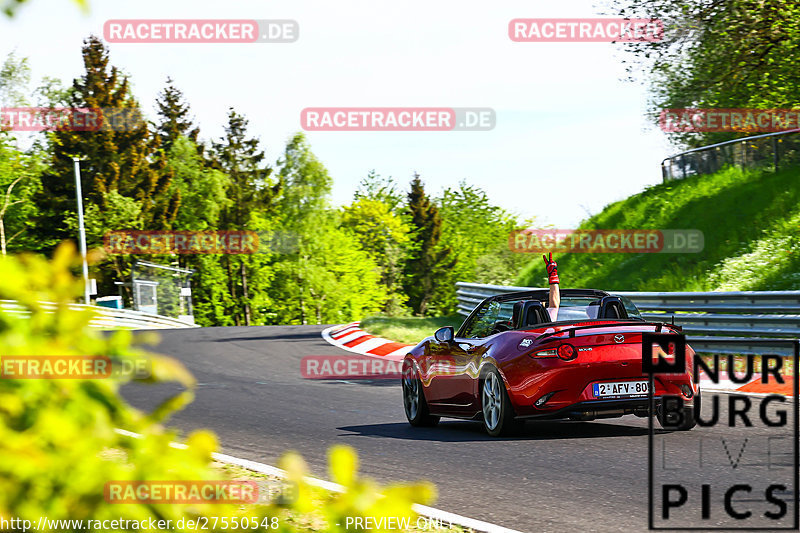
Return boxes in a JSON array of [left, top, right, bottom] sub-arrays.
[[513, 300, 550, 328], [512, 301, 525, 328], [598, 296, 628, 319]]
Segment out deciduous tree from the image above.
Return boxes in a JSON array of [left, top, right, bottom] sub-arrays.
[[612, 0, 800, 146]]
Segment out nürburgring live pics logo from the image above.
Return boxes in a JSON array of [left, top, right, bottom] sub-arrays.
[[643, 333, 799, 530]]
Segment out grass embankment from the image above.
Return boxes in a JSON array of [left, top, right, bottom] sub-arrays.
[[360, 316, 463, 345], [516, 166, 800, 291]]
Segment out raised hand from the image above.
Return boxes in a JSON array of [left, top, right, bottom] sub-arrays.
[[542, 252, 560, 285]]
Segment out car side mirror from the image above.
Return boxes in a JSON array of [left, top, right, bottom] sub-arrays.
[[434, 326, 454, 344]]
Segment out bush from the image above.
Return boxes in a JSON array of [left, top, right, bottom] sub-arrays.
[[0, 243, 434, 531]]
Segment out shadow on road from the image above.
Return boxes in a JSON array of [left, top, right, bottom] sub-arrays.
[[309, 379, 399, 387], [337, 419, 655, 442]]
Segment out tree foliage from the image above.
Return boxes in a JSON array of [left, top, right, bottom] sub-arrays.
[[0, 136, 43, 256], [32, 36, 178, 305], [154, 77, 199, 153], [612, 0, 800, 146], [341, 196, 411, 314], [0, 40, 529, 325], [354, 170, 405, 214], [436, 182, 530, 312], [402, 174, 455, 316], [0, 51, 30, 106], [268, 134, 388, 324], [0, 244, 435, 529], [210, 109, 279, 325]]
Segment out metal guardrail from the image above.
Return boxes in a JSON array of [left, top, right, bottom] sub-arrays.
[[0, 300, 197, 330], [456, 282, 800, 355], [661, 128, 800, 181]]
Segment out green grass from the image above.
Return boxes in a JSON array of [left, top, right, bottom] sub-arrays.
[[516, 165, 800, 291], [360, 315, 463, 345]]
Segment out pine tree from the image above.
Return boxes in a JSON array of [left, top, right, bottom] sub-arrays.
[[211, 108, 280, 325], [37, 36, 178, 236], [34, 35, 179, 300], [402, 174, 456, 315], [155, 77, 199, 153]]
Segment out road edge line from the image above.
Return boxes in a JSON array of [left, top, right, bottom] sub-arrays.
[[114, 429, 524, 533]]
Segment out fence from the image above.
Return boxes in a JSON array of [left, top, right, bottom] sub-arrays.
[[661, 128, 800, 181], [456, 282, 800, 356], [129, 260, 195, 321], [0, 300, 197, 330]]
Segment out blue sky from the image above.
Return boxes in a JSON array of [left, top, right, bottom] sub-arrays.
[[1, 0, 677, 227]]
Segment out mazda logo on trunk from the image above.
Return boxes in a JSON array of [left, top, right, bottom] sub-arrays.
[[614, 334, 625, 343]]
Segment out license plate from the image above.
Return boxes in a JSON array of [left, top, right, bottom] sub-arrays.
[[593, 380, 649, 398]]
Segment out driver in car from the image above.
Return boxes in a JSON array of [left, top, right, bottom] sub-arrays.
[[543, 252, 560, 321]]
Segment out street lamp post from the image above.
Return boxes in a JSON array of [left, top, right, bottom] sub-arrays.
[[73, 157, 90, 305]]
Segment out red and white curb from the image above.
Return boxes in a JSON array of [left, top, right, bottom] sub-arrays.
[[321, 322, 414, 361], [698, 373, 794, 396], [115, 429, 522, 533]]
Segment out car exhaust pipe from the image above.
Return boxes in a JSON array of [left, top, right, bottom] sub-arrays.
[[568, 409, 627, 421]]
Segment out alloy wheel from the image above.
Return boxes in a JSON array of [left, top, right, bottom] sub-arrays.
[[483, 372, 502, 430], [403, 371, 419, 420]]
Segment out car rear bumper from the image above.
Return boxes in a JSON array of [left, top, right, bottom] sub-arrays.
[[515, 396, 695, 421]]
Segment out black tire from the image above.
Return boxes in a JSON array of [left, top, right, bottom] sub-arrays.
[[481, 367, 523, 437], [402, 362, 440, 427], [658, 392, 698, 431]]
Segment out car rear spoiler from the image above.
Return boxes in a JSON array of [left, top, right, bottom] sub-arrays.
[[534, 321, 682, 343]]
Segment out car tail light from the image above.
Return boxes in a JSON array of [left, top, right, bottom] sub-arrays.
[[557, 343, 577, 361], [530, 349, 557, 358]]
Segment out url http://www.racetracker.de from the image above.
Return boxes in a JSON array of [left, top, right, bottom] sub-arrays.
[[1, 516, 282, 531]]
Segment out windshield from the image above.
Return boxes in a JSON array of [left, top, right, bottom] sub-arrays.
[[612, 294, 644, 320], [548, 296, 642, 322], [460, 294, 644, 338]]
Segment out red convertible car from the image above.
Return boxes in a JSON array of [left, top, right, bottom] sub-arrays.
[[401, 289, 699, 436]]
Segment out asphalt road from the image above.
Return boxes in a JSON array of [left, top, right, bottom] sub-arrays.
[[120, 326, 798, 533]]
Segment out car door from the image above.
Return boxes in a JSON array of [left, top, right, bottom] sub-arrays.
[[425, 300, 507, 412], [424, 338, 480, 411]]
